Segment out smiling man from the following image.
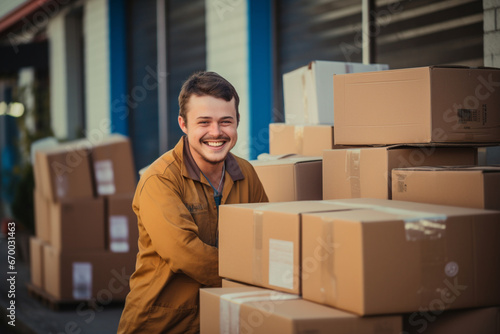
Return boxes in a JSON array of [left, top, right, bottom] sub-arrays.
[[117, 71, 268, 333]]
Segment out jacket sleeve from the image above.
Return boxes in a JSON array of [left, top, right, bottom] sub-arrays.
[[138, 174, 221, 287]]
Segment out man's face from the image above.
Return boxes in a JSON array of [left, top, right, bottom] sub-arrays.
[[178, 94, 238, 169]]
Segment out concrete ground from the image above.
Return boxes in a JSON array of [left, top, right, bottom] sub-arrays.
[[0, 235, 124, 334]]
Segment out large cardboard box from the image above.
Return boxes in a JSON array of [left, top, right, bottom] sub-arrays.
[[301, 198, 500, 316], [33, 188, 51, 243], [50, 197, 106, 251], [43, 244, 136, 301], [29, 236, 45, 289], [34, 142, 94, 202], [403, 306, 500, 334], [283, 60, 388, 125], [200, 287, 402, 334], [323, 145, 477, 200], [251, 157, 322, 202], [219, 201, 365, 294], [269, 123, 334, 156], [107, 193, 139, 254], [91, 134, 137, 196], [334, 66, 500, 145], [392, 166, 500, 210]]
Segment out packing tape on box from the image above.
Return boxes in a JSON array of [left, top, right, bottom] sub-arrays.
[[294, 125, 304, 155], [220, 290, 299, 334], [319, 220, 337, 305], [253, 210, 264, 286], [328, 200, 448, 241], [345, 149, 361, 198]]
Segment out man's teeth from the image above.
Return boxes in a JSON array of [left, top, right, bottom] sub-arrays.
[[207, 141, 224, 147]]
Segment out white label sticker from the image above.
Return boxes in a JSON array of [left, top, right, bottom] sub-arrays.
[[73, 262, 92, 299], [110, 215, 129, 253], [444, 261, 459, 277], [94, 160, 115, 195], [269, 239, 294, 290]]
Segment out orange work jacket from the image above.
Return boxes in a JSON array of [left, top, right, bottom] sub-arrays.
[[117, 136, 268, 333]]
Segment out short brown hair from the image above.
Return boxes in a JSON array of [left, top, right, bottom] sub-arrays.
[[178, 71, 240, 124]]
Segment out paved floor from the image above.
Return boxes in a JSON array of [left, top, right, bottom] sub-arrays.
[[0, 235, 125, 334]]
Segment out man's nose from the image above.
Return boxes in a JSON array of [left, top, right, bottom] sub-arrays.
[[209, 122, 222, 136]]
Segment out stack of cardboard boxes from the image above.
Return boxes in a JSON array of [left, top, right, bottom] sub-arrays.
[[30, 134, 139, 303], [201, 63, 500, 333]]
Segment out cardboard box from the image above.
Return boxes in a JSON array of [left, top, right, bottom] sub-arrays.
[[221, 279, 252, 288], [301, 198, 500, 315], [283, 60, 388, 125], [34, 141, 94, 202], [34, 188, 51, 243], [334, 66, 500, 145], [251, 157, 323, 202], [43, 243, 136, 301], [269, 123, 334, 156], [200, 287, 402, 334], [323, 145, 477, 200], [50, 197, 106, 251], [29, 236, 45, 289], [403, 306, 500, 334], [107, 193, 139, 254], [392, 166, 500, 210], [219, 201, 367, 294], [91, 134, 137, 196]]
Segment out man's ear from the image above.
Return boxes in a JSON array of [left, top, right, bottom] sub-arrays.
[[178, 115, 188, 134]]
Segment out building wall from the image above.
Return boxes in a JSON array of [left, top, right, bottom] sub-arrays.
[[83, 0, 110, 139], [484, 0, 500, 67], [0, 0, 27, 18], [205, 0, 250, 159], [47, 13, 69, 139]]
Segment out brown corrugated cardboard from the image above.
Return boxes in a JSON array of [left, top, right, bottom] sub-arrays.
[[34, 142, 94, 202], [200, 287, 402, 334], [221, 279, 252, 288], [403, 306, 500, 334], [283, 60, 389, 125], [106, 193, 139, 254], [301, 198, 500, 316], [43, 243, 136, 301], [251, 157, 323, 202], [29, 236, 45, 289], [50, 197, 106, 251], [334, 66, 500, 145], [33, 188, 51, 243], [269, 123, 334, 156], [219, 201, 366, 294], [91, 134, 137, 196], [323, 145, 477, 200], [392, 165, 500, 210]]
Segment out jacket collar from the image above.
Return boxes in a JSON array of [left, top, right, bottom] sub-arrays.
[[179, 136, 244, 182]]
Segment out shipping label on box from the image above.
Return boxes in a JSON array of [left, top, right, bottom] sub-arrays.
[[107, 193, 138, 254], [301, 198, 500, 316], [201, 287, 402, 334], [392, 165, 500, 210], [322, 145, 477, 200], [334, 66, 500, 145], [91, 134, 137, 196]]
